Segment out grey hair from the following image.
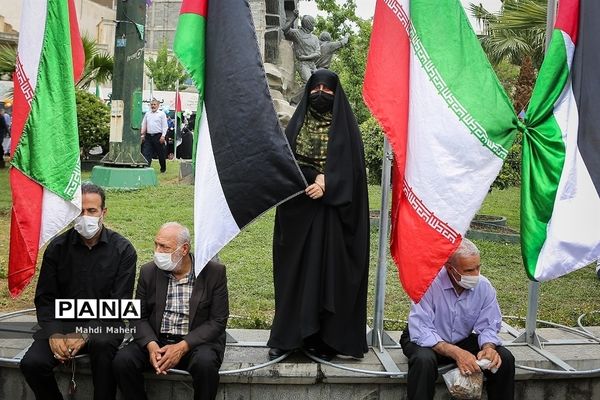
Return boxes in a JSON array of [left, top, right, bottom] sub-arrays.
[[160, 222, 191, 246], [448, 238, 479, 266]]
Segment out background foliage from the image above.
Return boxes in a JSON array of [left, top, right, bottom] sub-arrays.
[[145, 41, 188, 91], [76, 89, 110, 158]]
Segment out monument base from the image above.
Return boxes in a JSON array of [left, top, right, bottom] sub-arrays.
[[91, 166, 157, 189]]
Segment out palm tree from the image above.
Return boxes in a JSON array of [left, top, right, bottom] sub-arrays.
[[470, 0, 548, 112], [0, 35, 114, 96]]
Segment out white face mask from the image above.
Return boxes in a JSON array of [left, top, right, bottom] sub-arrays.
[[154, 246, 183, 272], [451, 267, 480, 290], [74, 215, 102, 239]]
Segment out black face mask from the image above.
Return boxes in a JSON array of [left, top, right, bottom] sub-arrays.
[[309, 91, 334, 114]]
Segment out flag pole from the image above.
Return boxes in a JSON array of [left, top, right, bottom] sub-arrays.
[[522, 0, 558, 347], [366, 136, 401, 377], [174, 79, 179, 160]]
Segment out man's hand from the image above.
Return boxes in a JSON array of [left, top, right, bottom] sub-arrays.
[[155, 341, 190, 375], [159, 136, 166, 145], [293, 9, 300, 18], [64, 333, 86, 358], [452, 347, 480, 376], [141, 134, 145, 142], [477, 344, 502, 371], [147, 341, 163, 374], [49, 334, 70, 362]]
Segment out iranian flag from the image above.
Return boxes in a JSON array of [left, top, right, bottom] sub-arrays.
[[522, 0, 600, 281], [8, 0, 84, 297], [174, 0, 305, 275], [363, 0, 519, 302]]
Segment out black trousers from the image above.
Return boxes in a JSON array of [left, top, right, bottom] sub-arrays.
[[113, 340, 222, 400], [141, 134, 166, 172], [20, 335, 122, 400], [400, 329, 515, 400]]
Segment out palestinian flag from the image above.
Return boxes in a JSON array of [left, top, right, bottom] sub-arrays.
[[363, 0, 519, 302], [174, 0, 305, 275], [8, 0, 84, 296], [522, 0, 600, 281]]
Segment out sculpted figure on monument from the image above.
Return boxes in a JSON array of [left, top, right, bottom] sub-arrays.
[[282, 9, 321, 82], [316, 31, 349, 69]]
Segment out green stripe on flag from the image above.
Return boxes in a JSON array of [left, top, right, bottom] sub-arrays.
[[174, 13, 206, 97], [410, 0, 518, 158], [174, 12, 206, 162], [11, 0, 80, 201], [521, 30, 569, 279]]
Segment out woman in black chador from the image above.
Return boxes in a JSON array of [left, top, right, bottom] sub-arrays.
[[268, 70, 370, 361]]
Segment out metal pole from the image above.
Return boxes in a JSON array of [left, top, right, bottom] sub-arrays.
[[371, 137, 393, 350], [174, 80, 179, 160], [523, 0, 558, 346]]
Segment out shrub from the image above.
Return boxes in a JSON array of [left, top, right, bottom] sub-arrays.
[[492, 131, 522, 190], [360, 116, 385, 185], [76, 90, 109, 159]]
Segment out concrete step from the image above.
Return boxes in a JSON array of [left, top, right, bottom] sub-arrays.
[[2, 324, 600, 399]]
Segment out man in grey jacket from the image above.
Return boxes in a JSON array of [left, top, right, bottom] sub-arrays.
[[113, 222, 229, 400]]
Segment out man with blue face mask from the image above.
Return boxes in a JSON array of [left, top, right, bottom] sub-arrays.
[[20, 183, 137, 400], [400, 238, 515, 400], [113, 222, 228, 400]]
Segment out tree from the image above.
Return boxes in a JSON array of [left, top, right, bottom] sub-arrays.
[[470, 0, 547, 112], [77, 36, 114, 89], [145, 41, 188, 91], [0, 36, 114, 92]]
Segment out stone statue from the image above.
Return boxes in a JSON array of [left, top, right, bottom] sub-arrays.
[[282, 9, 321, 82], [316, 32, 349, 69]]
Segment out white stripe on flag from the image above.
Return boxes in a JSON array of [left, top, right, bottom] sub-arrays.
[[194, 104, 241, 276], [18, 0, 47, 91], [39, 188, 81, 247], [405, 46, 504, 235], [534, 36, 600, 280]]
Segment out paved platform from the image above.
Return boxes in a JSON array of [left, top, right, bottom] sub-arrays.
[[2, 313, 600, 399]]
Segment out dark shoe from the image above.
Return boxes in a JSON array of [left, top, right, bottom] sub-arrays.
[[160, 169, 166, 173], [305, 346, 336, 362], [268, 347, 286, 361]]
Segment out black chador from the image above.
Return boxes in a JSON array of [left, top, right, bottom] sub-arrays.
[[268, 70, 370, 359]]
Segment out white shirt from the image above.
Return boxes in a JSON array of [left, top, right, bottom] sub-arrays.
[[142, 110, 168, 137]]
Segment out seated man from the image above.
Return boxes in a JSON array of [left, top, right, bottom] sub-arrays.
[[113, 222, 229, 400], [400, 238, 515, 400], [20, 183, 137, 400]]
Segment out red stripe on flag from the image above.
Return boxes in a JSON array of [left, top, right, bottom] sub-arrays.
[[175, 92, 182, 113], [555, 0, 579, 43], [68, 0, 85, 82], [9, 57, 42, 297], [180, 0, 208, 18], [8, 169, 43, 297], [394, 184, 461, 302]]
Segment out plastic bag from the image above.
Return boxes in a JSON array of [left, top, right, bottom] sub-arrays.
[[442, 367, 483, 399]]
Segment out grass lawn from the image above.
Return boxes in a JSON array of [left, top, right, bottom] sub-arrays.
[[1, 162, 599, 329]]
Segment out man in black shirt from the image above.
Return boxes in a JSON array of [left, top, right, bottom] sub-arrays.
[[20, 183, 137, 400]]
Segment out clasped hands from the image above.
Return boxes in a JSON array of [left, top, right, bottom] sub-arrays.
[[454, 345, 501, 376], [49, 333, 87, 362], [147, 340, 190, 375], [306, 174, 325, 200]]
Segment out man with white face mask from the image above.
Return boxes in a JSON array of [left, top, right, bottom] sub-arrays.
[[400, 238, 515, 400], [113, 222, 228, 400], [20, 183, 137, 400]]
